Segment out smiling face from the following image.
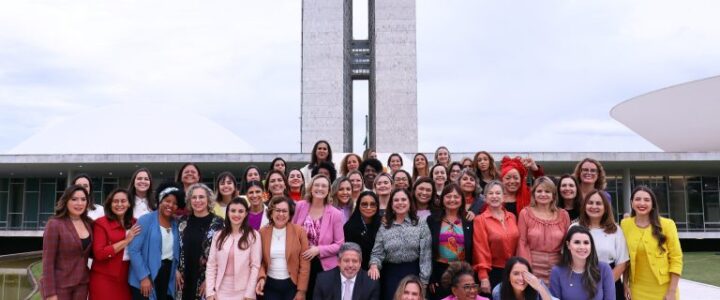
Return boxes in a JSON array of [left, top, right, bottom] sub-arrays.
[[346, 155, 360, 172], [336, 180, 352, 205], [338, 250, 361, 279], [432, 166, 447, 185], [273, 160, 286, 174], [134, 171, 151, 194], [358, 194, 378, 220], [436, 148, 450, 165], [181, 165, 199, 186], [246, 185, 264, 207], [389, 156, 403, 172], [414, 155, 427, 169], [374, 175, 392, 197], [585, 193, 605, 221], [159, 194, 178, 219], [393, 172, 410, 190], [502, 169, 521, 194], [363, 166, 378, 189], [271, 201, 290, 228], [110, 191, 130, 218], [246, 168, 261, 182], [218, 176, 236, 198], [451, 274, 479, 300], [559, 177, 577, 200], [567, 232, 592, 262], [579, 161, 598, 185], [288, 170, 304, 189], [268, 173, 286, 196], [533, 183, 554, 207], [442, 188, 462, 213], [459, 174, 476, 194], [227, 202, 247, 227], [508, 263, 529, 292], [631, 190, 653, 217], [189, 187, 209, 215], [68, 190, 88, 218], [315, 142, 329, 161], [486, 184, 504, 209], [74, 177, 91, 195], [392, 190, 411, 217], [449, 165, 462, 182], [310, 177, 330, 203], [414, 182, 433, 206], [348, 173, 364, 193]]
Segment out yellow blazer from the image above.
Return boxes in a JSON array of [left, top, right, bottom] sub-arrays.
[[621, 217, 683, 285]]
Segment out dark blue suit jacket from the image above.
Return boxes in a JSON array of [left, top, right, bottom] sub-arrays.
[[312, 267, 380, 300]]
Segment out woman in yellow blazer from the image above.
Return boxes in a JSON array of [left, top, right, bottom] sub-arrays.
[[621, 186, 682, 300]]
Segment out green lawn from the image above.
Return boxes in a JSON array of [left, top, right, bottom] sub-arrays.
[[683, 252, 720, 287], [29, 261, 42, 300]]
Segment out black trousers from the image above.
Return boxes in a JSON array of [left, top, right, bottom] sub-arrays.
[[131, 259, 173, 300], [263, 277, 298, 300]]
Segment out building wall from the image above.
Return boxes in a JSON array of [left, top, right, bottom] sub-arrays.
[[369, 0, 418, 153], [301, 0, 353, 152]]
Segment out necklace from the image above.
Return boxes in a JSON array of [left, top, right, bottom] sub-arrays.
[[273, 228, 285, 241]]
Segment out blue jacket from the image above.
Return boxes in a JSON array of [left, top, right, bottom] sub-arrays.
[[128, 211, 180, 300]]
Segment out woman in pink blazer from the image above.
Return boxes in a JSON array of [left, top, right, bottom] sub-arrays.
[[291, 174, 345, 300], [206, 197, 261, 300]]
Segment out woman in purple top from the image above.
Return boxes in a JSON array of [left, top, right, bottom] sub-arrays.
[[245, 181, 269, 230], [550, 226, 614, 300]]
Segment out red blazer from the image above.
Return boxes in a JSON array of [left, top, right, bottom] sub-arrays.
[[90, 216, 136, 282], [41, 217, 93, 297]]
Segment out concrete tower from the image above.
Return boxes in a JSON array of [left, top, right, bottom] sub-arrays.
[[301, 0, 418, 153]]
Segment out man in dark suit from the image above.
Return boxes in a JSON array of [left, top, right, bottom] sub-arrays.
[[313, 242, 380, 300]]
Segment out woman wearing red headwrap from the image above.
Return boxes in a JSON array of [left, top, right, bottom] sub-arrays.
[[500, 156, 544, 216]]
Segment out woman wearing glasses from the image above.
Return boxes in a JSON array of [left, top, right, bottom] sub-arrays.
[[440, 261, 489, 300], [573, 158, 609, 202], [343, 191, 382, 270]]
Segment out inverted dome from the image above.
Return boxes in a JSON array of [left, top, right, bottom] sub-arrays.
[[7, 104, 255, 154]]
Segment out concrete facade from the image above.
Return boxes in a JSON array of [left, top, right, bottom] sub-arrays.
[[370, 0, 418, 153], [301, 0, 418, 153], [301, 0, 353, 152]]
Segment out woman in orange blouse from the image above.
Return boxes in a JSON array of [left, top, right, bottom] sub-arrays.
[[516, 177, 570, 285], [473, 180, 519, 296]]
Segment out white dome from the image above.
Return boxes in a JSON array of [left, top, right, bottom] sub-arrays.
[[7, 104, 255, 154]]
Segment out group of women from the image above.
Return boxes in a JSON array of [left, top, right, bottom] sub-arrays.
[[41, 140, 683, 300]]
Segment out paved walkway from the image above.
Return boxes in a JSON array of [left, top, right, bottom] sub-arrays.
[[680, 279, 720, 298]]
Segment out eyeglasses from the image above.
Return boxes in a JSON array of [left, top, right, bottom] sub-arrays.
[[581, 168, 598, 174], [359, 202, 377, 208], [461, 283, 479, 291], [273, 209, 289, 214]]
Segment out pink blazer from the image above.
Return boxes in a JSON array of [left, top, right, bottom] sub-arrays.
[[291, 201, 345, 270], [205, 230, 262, 299]]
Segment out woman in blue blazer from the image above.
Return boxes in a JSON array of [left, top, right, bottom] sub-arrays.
[[128, 183, 185, 300]]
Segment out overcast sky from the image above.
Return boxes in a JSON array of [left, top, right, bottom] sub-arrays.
[[2, 0, 720, 154]]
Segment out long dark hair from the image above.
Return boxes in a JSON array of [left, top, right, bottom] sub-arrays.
[[383, 188, 417, 228], [577, 189, 617, 234], [473, 151, 500, 181], [560, 226, 600, 298], [631, 186, 667, 252], [128, 168, 156, 210], [411, 176, 437, 211], [54, 185, 92, 224], [557, 174, 582, 212], [214, 171, 239, 205], [264, 170, 290, 197], [269, 157, 287, 175], [499, 257, 538, 300], [436, 183, 466, 220], [345, 191, 381, 238], [104, 188, 135, 230], [310, 140, 332, 166], [176, 163, 202, 185], [241, 165, 262, 194], [412, 153, 430, 180], [71, 173, 96, 211], [216, 197, 257, 251]]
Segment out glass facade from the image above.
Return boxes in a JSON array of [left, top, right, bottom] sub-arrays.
[[1, 173, 719, 233]]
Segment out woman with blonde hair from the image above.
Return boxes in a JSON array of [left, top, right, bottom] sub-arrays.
[[516, 177, 570, 284], [330, 176, 354, 222], [394, 275, 426, 300]]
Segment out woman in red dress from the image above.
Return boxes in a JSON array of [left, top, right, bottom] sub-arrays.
[[89, 188, 141, 300]]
